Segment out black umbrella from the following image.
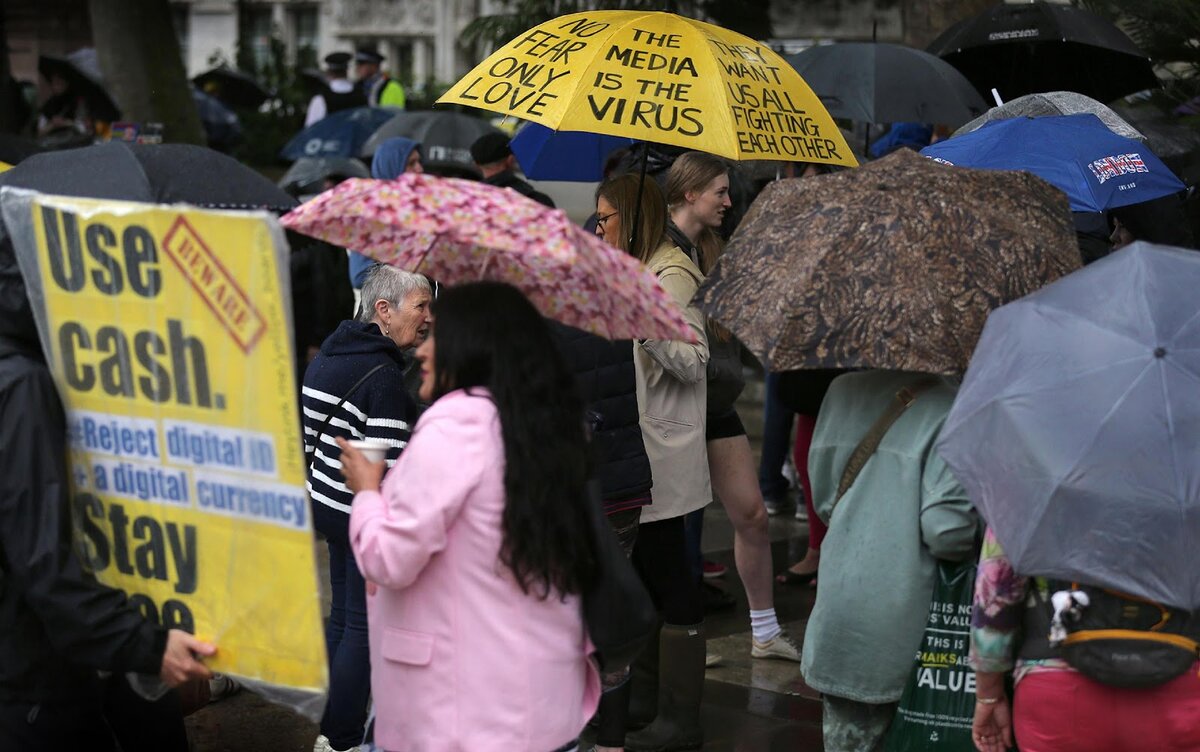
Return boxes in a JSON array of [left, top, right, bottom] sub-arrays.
[[192, 67, 271, 110], [37, 49, 121, 123], [0, 134, 45, 166], [192, 88, 243, 152], [928, 1, 1158, 103], [277, 156, 370, 196], [786, 42, 988, 127], [359, 110, 504, 173], [0, 141, 296, 213]]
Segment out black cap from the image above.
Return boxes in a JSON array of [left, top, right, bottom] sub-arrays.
[[355, 47, 385, 65], [470, 132, 512, 165], [324, 52, 352, 70]]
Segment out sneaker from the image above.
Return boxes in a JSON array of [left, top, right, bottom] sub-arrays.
[[313, 736, 365, 752], [705, 651, 723, 668], [752, 630, 802, 663], [702, 560, 727, 579], [764, 494, 788, 516], [793, 504, 808, 522]]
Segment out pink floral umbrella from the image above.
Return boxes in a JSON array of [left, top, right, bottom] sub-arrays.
[[281, 173, 694, 342]]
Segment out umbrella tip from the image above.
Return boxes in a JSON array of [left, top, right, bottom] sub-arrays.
[[1154, 347, 1167, 358]]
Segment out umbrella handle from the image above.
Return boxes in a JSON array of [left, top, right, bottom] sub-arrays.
[[627, 142, 650, 252], [479, 245, 494, 281]]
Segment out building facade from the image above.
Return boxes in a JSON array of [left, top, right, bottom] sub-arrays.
[[170, 0, 496, 87]]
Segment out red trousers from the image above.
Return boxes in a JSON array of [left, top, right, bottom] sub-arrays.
[[1015, 667, 1200, 752], [792, 414, 825, 550]]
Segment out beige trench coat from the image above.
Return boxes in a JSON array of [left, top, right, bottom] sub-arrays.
[[636, 241, 711, 524]]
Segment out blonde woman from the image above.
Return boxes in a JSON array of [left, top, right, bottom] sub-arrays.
[[666, 151, 801, 664]]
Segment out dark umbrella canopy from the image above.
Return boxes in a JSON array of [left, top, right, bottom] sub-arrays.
[[786, 42, 987, 127], [928, 1, 1158, 103], [0, 134, 45, 166], [37, 49, 121, 123], [0, 141, 296, 213], [192, 88, 242, 151], [277, 157, 370, 196], [280, 106, 396, 161], [360, 110, 505, 173], [192, 67, 271, 109], [695, 148, 1080, 374]]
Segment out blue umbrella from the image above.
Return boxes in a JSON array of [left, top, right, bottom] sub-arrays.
[[921, 114, 1184, 213], [510, 124, 634, 182], [192, 88, 242, 151], [279, 106, 396, 161], [937, 242, 1200, 608]]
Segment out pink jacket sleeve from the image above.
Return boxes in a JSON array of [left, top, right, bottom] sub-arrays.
[[349, 411, 488, 590]]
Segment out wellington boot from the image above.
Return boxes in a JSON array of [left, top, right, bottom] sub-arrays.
[[623, 622, 705, 752], [625, 620, 662, 731]]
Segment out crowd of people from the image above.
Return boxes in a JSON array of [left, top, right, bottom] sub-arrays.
[[291, 124, 1200, 752]]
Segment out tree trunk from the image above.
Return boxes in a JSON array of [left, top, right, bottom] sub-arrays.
[[88, 0, 205, 145]]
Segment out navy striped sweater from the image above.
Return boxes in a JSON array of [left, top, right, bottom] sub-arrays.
[[301, 320, 417, 517]]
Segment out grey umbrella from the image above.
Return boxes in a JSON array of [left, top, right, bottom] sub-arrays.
[[937, 242, 1200, 609], [359, 110, 504, 174], [953, 91, 1144, 141], [786, 42, 988, 127], [277, 157, 370, 197]]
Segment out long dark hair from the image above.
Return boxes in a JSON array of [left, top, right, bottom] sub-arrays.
[[429, 282, 596, 597]]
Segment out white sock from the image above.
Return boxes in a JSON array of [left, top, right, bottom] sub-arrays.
[[750, 607, 781, 643]]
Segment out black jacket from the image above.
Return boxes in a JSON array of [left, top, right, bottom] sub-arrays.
[[550, 322, 652, 512], [484, 170, 556, 209], [0, 238, 164, 703]]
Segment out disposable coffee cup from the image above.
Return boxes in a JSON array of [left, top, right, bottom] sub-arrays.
[[347, 439, 389, 464]]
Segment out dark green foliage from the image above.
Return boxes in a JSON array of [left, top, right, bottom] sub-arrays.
[[225, 31, 308, 167], [1076, 0, 1200, 102], [461, 0, 773, 50]]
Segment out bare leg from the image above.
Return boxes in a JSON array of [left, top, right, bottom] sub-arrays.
[[707, 434, 773, 611]]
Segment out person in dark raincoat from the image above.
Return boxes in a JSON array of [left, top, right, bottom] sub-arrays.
[[0, 237, 215, 750]]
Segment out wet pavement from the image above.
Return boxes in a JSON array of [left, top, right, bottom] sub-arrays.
[[185, 383, 829, 751]]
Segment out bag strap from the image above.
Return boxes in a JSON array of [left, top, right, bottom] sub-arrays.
[[832, 376, 940, 512], [307, 363, 388, 472]]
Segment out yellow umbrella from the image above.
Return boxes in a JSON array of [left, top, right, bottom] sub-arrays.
[[439, 10, 857, 166], [0, 162, 11, 174]]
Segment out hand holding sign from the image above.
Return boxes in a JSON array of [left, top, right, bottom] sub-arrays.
[[160, 629, 216, 687]]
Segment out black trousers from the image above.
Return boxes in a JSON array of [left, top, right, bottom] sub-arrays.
[[0, 674, 187, 752], [632, 515, 704, 625]]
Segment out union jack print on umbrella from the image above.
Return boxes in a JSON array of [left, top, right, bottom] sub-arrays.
[[281, 173, 695, 342]]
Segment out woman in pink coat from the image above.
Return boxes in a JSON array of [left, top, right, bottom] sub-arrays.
[[338, 282, 601, 752]]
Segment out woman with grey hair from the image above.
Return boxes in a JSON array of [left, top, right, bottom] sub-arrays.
[[301, 264, 431, 752]]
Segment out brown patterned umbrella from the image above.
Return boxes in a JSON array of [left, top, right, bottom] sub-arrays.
[[695, 148, 1080, 375]]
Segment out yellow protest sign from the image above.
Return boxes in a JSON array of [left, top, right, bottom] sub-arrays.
[[1, 191, 326, 698], [438, 10, 857, 166]]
